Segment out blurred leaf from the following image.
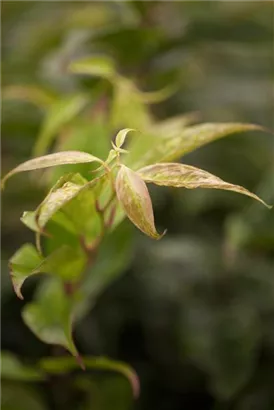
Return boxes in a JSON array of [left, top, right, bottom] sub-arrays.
[[182, 303, 260, 399], [33, 94, 89, 156], [3, 85, 57, 109], [139, 82, 178, 104], [1, 352, 45, 381], [138, 163, 271, 208], [38, 245, 87, 282], [69, 55, 116, 79], [51, 116, 111, 181], [123, 113, 197, 169], [2, 151, 103, 188], [80, 221, 134, 309], [116, 165, 164, 239], [2, 383, 46, 410], [111, 77, 152, 130], [39, 355, 139, 398], [22, 278, 81, 362]]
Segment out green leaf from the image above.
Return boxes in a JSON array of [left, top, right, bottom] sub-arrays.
[[33, 94, 89, 156], [1, 151, 103, 189], [9, 244, 43, 299], [111, 77, 152, 130], [9, 243, 87, 299], [69, 55, 116, 79], [22, 278, 81, 362], [78, 222, 134, 315], [39, 355, 140, 398], [115, 128, 136, 149], [1, 352, 45, 381], [115, 165, 165, 239], [3, 85, 56, 109], [37, 245, 87, 282], [138, 163, 271, 208]]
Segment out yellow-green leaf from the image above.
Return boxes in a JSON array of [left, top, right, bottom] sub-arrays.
[[33, 94, 89, 156], [115, 165, 164, 239], [111, 77, 152, 130], [69, 55, 116, 79], [115, 128, 136, 149], [3, 85, 56, 109], [138, 163, 271, 208], [1, 151, 103, 189]]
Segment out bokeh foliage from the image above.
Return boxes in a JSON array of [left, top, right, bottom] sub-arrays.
[[1, 1, 274, 409]]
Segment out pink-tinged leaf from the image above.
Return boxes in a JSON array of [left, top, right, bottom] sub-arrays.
[[115, 165, 165, 239], [138, 163, 272, 209], [1, 151, 103, 189]]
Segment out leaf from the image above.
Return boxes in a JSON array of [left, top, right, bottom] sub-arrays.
[[162, 123, 264, 162], [9, 243, 87, 299], [77, 222, 134, 318], [33, 94, 89, 156], [69, 55, 116, 79], [2, 384, 47, 410], [138, 163, 271, 208], [22, 278, 81, 363], [1, 352, 45, 381], [111, 77, 152, 130], [9, 244, 43, 299], [115, 165, 164, 239], [50, 116, 111, 182], [3, 85, 56, 109], [131, 123, 264, 169], [139, 82, 178, 104], [115, 128, 136, 149], [1, 151, 103, 189], [39, 245, 87, 282], [124, 113, 198, 169], [39, 355, 140, 398], [32, 173, 88, 232]]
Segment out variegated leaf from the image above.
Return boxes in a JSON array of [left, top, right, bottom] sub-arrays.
[[138, 163, 271, 208], [132, 123, 263, 169], [1, 151, 103, 189], [115, 165, 164, 239]]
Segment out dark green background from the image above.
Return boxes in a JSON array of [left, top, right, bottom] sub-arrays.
[[2, 2, 274, 409]]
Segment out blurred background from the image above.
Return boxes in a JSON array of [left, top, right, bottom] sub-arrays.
[[1, 1, 274, 409]]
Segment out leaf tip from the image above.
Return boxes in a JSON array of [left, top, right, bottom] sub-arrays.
[[76, 354, 86, 371], [10, 274, 24, 300], [157, 228, 167, 240], [129, 369, 140, 399]]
